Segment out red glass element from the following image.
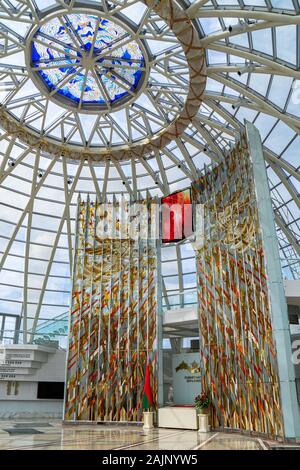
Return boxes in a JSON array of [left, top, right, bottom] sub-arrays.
[[161, 188, 193, 243]]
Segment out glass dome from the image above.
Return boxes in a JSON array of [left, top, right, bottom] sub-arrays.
[[0, 0, 299, 343]]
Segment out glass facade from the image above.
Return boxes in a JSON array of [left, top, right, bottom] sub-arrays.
[[0, 0, 299, 341]]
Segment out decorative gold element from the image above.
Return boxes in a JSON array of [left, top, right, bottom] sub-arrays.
[[216, 196, 257, 253], [175, 360, 201, 374]]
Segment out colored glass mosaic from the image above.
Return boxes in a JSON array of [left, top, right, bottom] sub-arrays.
[[64, 198, 157, 421], [192, 135, 284, 437], [32, 14, 144, 105]]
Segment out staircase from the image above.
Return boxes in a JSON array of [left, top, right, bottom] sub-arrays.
[[0, 344, 58, 381]]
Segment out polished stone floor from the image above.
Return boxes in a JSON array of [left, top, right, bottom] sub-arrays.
[[0, 419, 269, 450]]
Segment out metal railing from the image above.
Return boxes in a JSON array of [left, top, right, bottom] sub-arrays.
[[0, 328, 68, 349]]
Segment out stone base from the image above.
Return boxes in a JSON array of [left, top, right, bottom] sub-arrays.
[[143, 411, 155, 430], [158, 407, 198, 430], [198, 413, 210, 433]]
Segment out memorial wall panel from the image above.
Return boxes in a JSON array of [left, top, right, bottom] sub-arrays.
[[192, 135, 284, 436], [64, 198, 157, 421]]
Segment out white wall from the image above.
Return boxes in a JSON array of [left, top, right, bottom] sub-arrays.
[[0, 400, 63, 419], [0, 349, 66, 419], [0, 380, 37, 400], [34, 350, 66, 382]]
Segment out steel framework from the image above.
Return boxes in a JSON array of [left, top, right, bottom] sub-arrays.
[[0, 0, 299, 341]]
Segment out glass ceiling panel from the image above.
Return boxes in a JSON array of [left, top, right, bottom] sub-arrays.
[[0, 0, 298, 326]]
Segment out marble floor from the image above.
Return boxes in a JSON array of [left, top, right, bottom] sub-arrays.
[[0, 419, 269, 450]]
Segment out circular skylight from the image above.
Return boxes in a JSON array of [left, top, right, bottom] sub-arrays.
[[0, 1, 206, 161], [29, 13, 146, 113]]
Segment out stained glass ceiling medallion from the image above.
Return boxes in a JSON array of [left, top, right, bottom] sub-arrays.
[[0, 1, 206, 161], [29, 13, 146, 113]]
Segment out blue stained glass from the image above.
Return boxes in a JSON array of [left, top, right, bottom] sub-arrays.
[[31, 14, 145, 106]]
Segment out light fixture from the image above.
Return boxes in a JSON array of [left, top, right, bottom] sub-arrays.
[[228, 21, 256, 33], [237, 65, 255, 76]]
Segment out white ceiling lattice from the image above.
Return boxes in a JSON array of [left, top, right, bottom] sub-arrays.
[[0, 0, 299, 335]]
